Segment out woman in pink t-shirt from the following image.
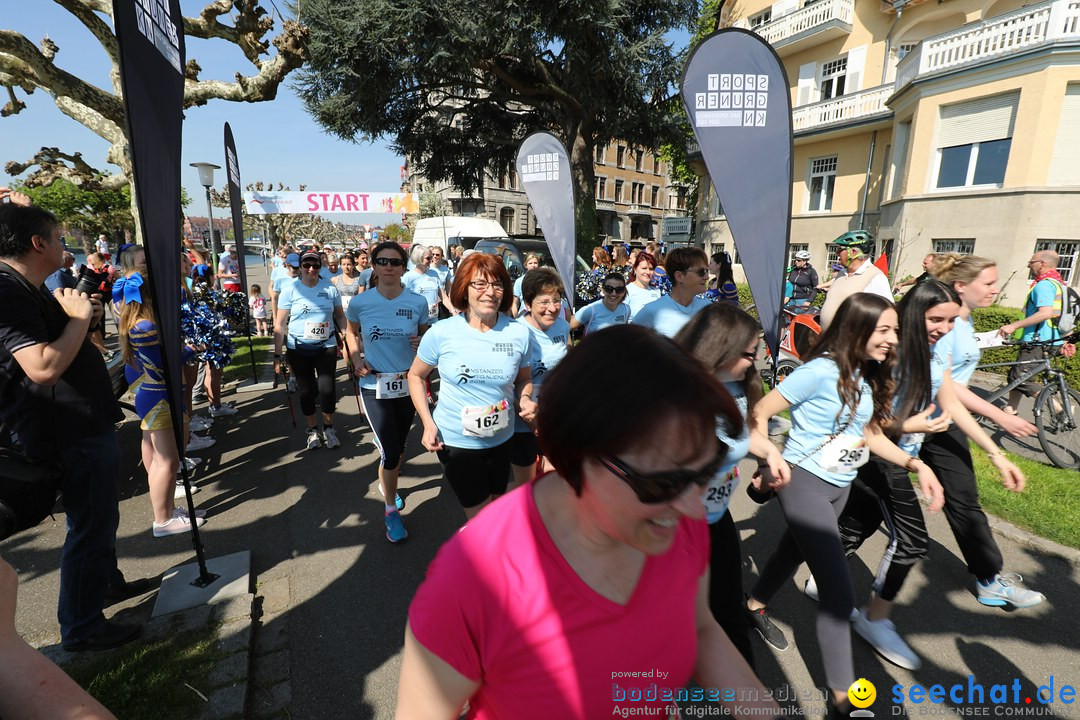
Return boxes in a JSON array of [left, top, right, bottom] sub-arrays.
[[398, 325, 786, 720]]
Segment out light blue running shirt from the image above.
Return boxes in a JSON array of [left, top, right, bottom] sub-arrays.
[[514, 316, 570, 433], [576, 299, 630, 334], [778, 356, 874, 487], [625, 283, 661, 320], [705, 382, 751, 523], [404, 268, 443, 324], [417, 314, 532, 449], [631, 294, 712, 338], [933, 314, 980, 386], [897, 346, 950, 456], [346, 287, 429, 390], [279, 280, 341, 350]]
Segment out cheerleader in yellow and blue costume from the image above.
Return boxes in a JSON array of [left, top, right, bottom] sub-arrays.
[[115, 248, 206, 537]]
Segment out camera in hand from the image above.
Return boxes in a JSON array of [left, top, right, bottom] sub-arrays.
[[74, 264, 109, 297]]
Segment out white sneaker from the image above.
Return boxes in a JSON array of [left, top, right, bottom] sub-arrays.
[[976, 573, 1045, 609], [804, 575, 819, 601], [152, 508, 206, 537], [190, 416, 212, 432], [186, 433, 216, 451], [853, 609, 922, 670], [306, 428, 322, 450], [209, 404, 238, 417], [174, 480, 200, 500], [323, 427, 341, 449]]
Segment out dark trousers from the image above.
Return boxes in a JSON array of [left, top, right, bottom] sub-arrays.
[[919, 425, 1002, 580], [838, 457, 928, 602], [56, 430, 126, 641], [287, 347, 338, 417], [1007, 344, 1052, 399], [708, 512, 754, 669]]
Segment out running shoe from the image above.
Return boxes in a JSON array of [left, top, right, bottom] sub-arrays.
[[190, 416, 213, 432], [177, 456, 203, 474], [152, 508, 206, 537], [209, 403, 238, 418], [174, 480, 200, 500], [323, 427, 341, 449], [306, 427, 322, 450], [804, 575, 819, 601], [976, 573, 1045, 609], [385, 509, 408, 543], [744, 603, 789, 650], [379, 483, 405, 511], [853, 609, 922, 670], [186, 433, 216, 451]]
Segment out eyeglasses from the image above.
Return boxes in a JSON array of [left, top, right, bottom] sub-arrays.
[[740, 351, 758, 361], [684, 267, 709, 277], [602, 285, 627, 295], [374, 257, 405, 267], [469, 280, 505, 294], [301, 263, 321, 270], [598, 438, 729, 505]]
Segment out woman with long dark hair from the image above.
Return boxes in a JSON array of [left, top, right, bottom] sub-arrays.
[[821, 280, 1025, 671], [705, 251, 738, 305], [743, 293, 943, 717]]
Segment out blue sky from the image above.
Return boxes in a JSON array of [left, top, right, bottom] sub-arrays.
[[2, 3, 691, 229]]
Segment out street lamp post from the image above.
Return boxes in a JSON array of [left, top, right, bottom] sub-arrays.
[[191, 162, 221, 288]]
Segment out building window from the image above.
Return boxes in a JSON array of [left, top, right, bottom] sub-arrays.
[[634, 153, 643, 172], [653, 154, 661, 175], [596, 177, 606, 199], [631, 182, 644, 204], [498, 174, 507, 190], [820, 57, 847, 100], [748, 8, 772, 29], [509, 168, 517, 190], [808, 156, 837, 212], [595, 145, 605, 164], [932, 239, 976, 255], [617, 145, 626, 168], [935, 93, 1017, 190], [614, 179, 623, 203], [936, 139, 1011, 188], [651, 186, 659, 208], [1035, 240, 1079, 283], [500, 207, 515, 234], [896, 42, 917, 61], [788, 244, 809, 267], [826, 244, 841, 268]]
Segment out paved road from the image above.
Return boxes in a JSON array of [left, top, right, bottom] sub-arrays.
[[2, 259, 1078, 718]]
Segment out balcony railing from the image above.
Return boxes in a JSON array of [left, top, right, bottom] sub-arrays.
[[628, 204, 653, 216], [748, 0, 854, 53], [793, 84, 894, 132], [895, 0, 1080, 91], [595, 200, 615, 211]]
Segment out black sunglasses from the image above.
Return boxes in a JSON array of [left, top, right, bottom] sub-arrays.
[[301, 262, 321, 270], [602, 285, 626, 294], [684, 267, 709, 277], [598, 438, 729, 504], [374, 257, 405, 267]]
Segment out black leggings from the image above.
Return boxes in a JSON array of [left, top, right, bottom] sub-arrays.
[[837, 456, 928, 602], [708, 512, 754, 669], [436, 441, 512, 510], [358, 388, 415, 470], [286, 347, 338, 417], [919, 425, 1002, 580], [751, 466, 854, 692]]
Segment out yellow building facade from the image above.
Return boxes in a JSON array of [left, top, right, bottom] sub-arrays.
[[694, 0, 1080, 304]]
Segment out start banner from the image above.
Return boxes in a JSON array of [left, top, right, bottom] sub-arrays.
[[243, 191, 419, 215]]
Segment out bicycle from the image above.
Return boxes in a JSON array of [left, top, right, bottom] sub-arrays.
[[975, 337, 1080, 469]]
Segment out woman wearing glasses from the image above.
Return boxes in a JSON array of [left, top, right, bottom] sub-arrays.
[[404, 244, 445, 325], [345, 242, 430, 543], [273, 251, 346, 451], [570, 271, 630, 335], [509, 268, 571, 491], [631, 247, 712, 338], [744, 293, 943, 718], [408, 253, 536, 520], [397, 325, 782, 720]]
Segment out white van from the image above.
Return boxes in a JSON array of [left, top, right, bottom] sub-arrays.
[[411, 216, 508, 253]]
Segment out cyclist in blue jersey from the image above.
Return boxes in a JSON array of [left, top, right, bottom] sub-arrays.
[[510, 268, 571, 491], [273, 251, 346, 451], [345, 242, 429, 543], [409, 253, 536, 520]]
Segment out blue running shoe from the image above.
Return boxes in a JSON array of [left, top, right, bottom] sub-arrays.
[[385, 509, 408, 543], [379, 483, 405, 511], [976, 573, 1044, 609]]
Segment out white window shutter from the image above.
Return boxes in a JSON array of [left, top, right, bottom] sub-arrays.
[[938, 92, 1020, 148], [1048, 84, 1080, 185], [846, 45, 867, 92], [773, 0, 798, 17], [797, 62, 817, 106]]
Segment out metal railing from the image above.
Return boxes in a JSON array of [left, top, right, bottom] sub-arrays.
[[751, 0, 854, 46], [793, 84, 893, 131]]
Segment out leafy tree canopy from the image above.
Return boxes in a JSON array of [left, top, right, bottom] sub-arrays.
[[297, 0, 695, 255]]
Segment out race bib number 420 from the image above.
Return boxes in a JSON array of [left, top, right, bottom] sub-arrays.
[[461, 399, 510, 438], [303, 320, 330, 341]]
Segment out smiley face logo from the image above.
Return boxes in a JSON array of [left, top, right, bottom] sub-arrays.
[[848, 678, 877, 709]]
